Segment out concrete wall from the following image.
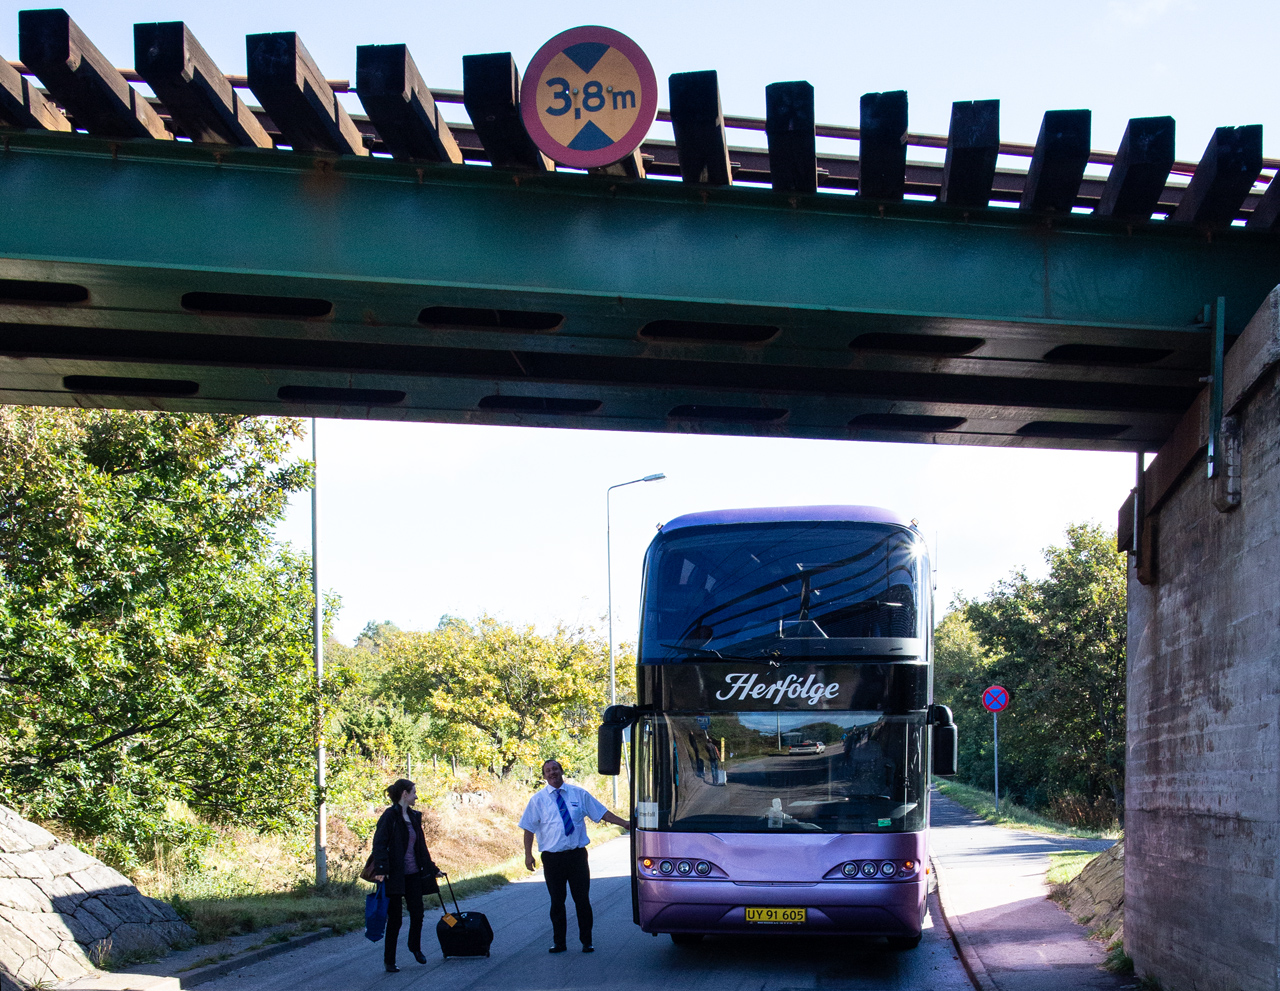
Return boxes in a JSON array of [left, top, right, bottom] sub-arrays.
[[1126, 292, 1280, 990]]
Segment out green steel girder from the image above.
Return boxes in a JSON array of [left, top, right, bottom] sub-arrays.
[[1, 129, 1278, 450]]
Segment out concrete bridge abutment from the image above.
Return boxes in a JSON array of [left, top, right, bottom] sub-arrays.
[[1124, 287, 1280, 990]]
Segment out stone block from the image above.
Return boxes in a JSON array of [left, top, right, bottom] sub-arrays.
[[34, 873, 88, 912], [0, 948, 28, 988], [21, 912, 76, 953], [0, 852, 49, 881], [0, 913, 39, 965], [41, 843, 98, 875], [0, 877, 53, 914], [63, 906, 109, 944], [153, 919, 196, 944], [100, 893, 155, 924], [107, 922, 168, 956], [46, 944, 92, 980], [0, 807, 56, 853], [78, 897, 124, 929], [1064, 840, 1124, 937], [0, 823, 33, 857], [2, 850, 52, 880], [70, 864, 133, 897], [141, 896, 182, 922]]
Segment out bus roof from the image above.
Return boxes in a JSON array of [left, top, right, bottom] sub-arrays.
[[659, 505, 915, 532]]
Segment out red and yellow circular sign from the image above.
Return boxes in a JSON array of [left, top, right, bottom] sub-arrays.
[[520, 26, 658, 170]]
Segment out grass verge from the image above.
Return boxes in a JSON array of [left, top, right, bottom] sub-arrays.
[[1046, 849, 1098, 886], [173, 823, 628, 947], [173, 890, 366, 946], [937, 781, 1119, 840]]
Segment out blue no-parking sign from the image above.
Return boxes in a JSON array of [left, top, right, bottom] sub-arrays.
[[981, 685, 1009, 813]]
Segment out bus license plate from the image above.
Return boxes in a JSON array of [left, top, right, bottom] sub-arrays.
[[745, 906, 806, 924]]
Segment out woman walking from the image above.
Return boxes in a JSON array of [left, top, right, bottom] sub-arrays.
[[372, 778, 441, 972]]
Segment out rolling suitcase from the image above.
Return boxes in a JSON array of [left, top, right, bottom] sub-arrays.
[[434, 873, 494, 958]]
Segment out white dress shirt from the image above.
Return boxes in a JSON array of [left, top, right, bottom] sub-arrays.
[[518, 782, 607, 853]]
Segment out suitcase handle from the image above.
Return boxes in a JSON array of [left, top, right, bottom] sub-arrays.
[[436, 871, 461, 917]]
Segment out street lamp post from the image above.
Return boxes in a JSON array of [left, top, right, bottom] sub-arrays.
[[606, 473, 666, 806], [311, 419, 327, 887]]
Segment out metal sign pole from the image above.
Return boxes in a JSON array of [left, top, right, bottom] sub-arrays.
[[312, 419, 327, 887], [605, 473, 665, 807], [606, 485, 616, 807], [993, 711, 999, 817], [982, 684, 1008, 817]]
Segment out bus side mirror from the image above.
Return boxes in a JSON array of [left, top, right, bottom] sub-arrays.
[[597, 705, 636, 775], [929, 704, 958, 777]]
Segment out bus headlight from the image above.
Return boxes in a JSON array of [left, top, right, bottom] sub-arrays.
[[695, 861, 711, 876], [676, 861, 693, 875], [659, 860, 674, 875], [860, 862, 878, 878], [842, 862, 858, 877], [879, 861, 896, 877]]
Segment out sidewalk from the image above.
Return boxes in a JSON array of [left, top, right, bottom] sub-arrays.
[[929, 793, 1134, 991]]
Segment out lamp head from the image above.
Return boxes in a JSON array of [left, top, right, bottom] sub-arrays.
[[643, 473, 666, 482]]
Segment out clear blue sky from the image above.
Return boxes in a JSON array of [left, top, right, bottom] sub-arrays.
[[3, 0, 1265, 643]]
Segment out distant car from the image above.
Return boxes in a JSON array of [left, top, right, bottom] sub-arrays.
[[787, 740, 826, 755]]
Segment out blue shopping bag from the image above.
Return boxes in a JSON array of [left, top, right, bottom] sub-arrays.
[[365, 882, 388, 942]]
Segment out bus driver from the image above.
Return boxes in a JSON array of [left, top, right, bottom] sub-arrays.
[[520, 759, 629, 953]]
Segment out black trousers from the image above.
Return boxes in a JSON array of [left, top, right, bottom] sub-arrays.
[[542, 847, 592, 947], [384, 871, 424, 965]]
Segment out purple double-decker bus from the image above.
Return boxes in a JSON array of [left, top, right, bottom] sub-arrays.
[[598, 506, 957, 949]]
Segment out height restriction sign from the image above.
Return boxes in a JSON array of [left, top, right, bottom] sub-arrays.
[[521, 25, 658, 170]]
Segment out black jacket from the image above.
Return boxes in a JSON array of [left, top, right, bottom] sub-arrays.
[[371, 805, 439, 896]]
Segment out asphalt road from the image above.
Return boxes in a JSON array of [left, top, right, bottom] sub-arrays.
[[198, 831, 972, 991]]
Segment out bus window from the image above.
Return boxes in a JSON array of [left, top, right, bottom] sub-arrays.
[[641, 522, 927, 664]]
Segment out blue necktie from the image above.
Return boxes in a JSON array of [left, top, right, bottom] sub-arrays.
[[553, 789, 575, 836]]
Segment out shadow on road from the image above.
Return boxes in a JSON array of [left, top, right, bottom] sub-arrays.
[[654, 931, 920, 982]]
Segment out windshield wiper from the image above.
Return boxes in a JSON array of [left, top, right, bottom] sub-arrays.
[[672, 533, 900, 640], [657, 643, 776, 663]]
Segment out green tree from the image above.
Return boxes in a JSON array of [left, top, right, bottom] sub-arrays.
[[933, 608, 996, 786], [379, 616, 635, 778], [0, 407, 324, 844], [355, 620, 400, 653], [935, 522, 1127, 811]]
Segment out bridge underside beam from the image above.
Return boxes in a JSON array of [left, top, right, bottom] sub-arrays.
[[2, 132, 1280, 449]]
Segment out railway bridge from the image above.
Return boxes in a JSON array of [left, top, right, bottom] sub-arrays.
[[3, 9, 1279, 989]]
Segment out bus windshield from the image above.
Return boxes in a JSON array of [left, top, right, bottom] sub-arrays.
[[640, 522, 925, 664], [635, 710, 926, 834]]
